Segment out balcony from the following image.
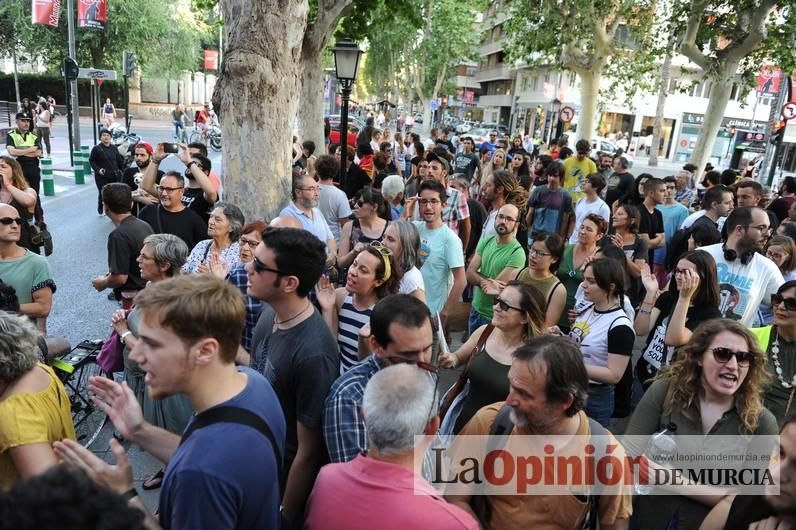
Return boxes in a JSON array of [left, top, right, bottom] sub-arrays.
[[478, 94, 514, 108], [450, 75, 481, 89], [479, 38, 506, 57], [474, 64, 513, 83]]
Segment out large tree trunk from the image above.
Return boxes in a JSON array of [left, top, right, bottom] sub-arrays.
[[296, 49, 325, 153], [577, 68, 601, 143], [688, 66, 736, 178], [648, 50, 672, 167], [214, 0, 308, 221]]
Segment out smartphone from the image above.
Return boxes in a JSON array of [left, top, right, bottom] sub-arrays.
[[163, 143, 179, 154]]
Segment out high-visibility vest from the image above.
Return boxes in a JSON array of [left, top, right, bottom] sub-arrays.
[[8, 129, 39, 148]]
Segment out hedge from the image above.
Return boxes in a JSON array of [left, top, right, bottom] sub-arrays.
[[0, 73, 125, 107]]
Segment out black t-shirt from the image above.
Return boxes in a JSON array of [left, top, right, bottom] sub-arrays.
[[635, 290, 722, 387], [250, 308, 339, 471], [181, 187, 213, 223], [344, 164, 371, 199], [638, 204, 664, 264], [725, 494, 776, 530], [372, 170, 389, 189], [605, 171, 635, 207], [138, 204, 207, 250], [122, 166, 163, 217], [466, 198, 487, 259], [108, 216, 153, 294], [454, 152, 479, 182], [436, 139, 455, 154]]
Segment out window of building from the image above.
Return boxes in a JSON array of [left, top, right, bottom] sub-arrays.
[[702, 81, 712, 99], [544, 73, 550, 83], [531, 76, 538, 91], [569, 72, 576, 87]]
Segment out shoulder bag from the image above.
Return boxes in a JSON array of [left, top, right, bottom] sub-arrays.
[[438, 324, 495, 422]]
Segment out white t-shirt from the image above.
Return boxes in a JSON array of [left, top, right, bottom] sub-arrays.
[[319, 183, 352, 244], [481, 209, 498, 240], [568, 196, 611, 244], [399, 266, 425, 296], [702, 243, 784, 326], [680, 210, 727, 231]]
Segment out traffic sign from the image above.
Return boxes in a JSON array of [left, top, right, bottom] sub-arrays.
[[782, 102, 796, 121], [431, 100, 438, 110], [78, 68, 117, 81], [559, 106, 575, 123]]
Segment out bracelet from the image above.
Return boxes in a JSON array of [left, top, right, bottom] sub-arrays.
[[119, 331, 132, 343], [638, 309, 652, 315], [121, 487, 138, 503]]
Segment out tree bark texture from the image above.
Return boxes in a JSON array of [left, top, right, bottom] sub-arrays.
[[214, 0, 308, 221], [648, 50, 672, 167], [296, 50, 326, 154], [687, 68, 735, 176], [576, 68, 601, 143]]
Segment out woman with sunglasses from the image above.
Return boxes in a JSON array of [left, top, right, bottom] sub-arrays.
[[0, 156, 38, 253], [317, 243, 402, 374], [209, 220, 267, 351], [516, 232, 567, 328], [556, 213, 608, 333], [337, 187, 390, 270], [752, 280, 796, 424], [565, 258, 635, 427], [626, 319, 777, 529], [439, 281, 546, 435], [182, 202, 245, 274], [381, 220, 425, 302], [757, 236, 796, 326], [635, 250, 722, 394]]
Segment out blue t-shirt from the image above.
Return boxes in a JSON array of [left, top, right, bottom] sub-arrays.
[[653, 202, 689, 265], [413, 221, 464, 315], [159, 366, 286, 530], [528, 185, 573, 235]]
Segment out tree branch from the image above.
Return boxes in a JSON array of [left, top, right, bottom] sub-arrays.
[[724, 0, 777, 64], [678, 0, 712, 72], [304, 0, 355, 54]]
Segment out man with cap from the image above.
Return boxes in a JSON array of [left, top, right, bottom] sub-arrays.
[[89, 129, 125, 216], [121, 142, 162, 217], [407, 151, 471, 247], [6, 112, 44, 224], [561, 138, 597, 203]]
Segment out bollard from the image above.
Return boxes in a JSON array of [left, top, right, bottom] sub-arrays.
[[41, 158, 55, 196], [73, 151, 85, 185], [81, 145, 91, 174]]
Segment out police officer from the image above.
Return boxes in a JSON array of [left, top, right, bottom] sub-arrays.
[[6, 112, 44, 224]]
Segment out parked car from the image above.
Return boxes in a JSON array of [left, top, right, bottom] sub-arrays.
[[483, 123, 510, 136], [327, 114, 365, 129], [468, 127, 492, 145], [329, 121, 360, 148]]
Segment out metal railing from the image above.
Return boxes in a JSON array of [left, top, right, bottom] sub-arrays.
[[0, 100, 14, 127]]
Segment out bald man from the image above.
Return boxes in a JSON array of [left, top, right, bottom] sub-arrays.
[[0, 203, 56, 331], [269, 215, 304, 230]]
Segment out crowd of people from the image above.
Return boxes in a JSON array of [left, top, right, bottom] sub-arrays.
[[2, 115, 796, 530]]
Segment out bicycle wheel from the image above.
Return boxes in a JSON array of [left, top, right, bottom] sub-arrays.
[[189, 130, 201, 144], [209, 133, 222, 151], [62, 361, 108, 448]]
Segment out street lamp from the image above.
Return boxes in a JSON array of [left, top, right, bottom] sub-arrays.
[[550, 98, 562, 141], [332, 38, 363, 187]]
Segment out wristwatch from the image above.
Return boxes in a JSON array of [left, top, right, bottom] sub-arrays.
[[186, 161, 196, 169]]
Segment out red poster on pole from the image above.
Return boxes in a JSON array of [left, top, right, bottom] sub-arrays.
[[757, 65, 781, 97], [32, 0, 61, 27], [203, 50, 219, 71], [78, 0, 107, 30]]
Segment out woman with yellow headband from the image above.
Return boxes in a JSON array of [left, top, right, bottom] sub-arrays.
[[316, 242, 402, 374]]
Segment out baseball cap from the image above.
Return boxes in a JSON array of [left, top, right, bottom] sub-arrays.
[[135, 142, 154, 154], [14, 113, 31, 121], [425, 152, 450, 173]]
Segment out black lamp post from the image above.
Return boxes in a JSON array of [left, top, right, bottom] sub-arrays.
[[332, 38, 363, 187], [551, 98, 562, 141]]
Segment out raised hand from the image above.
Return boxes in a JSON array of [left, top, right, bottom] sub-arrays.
[[315, 275, 337, 312], [88, 377, 144, 441], [640, 262, 659, 295], [676, 267, 700, 300], [53, 438, 133, 494]]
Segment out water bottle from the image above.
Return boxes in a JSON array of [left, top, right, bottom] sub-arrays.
[[635, 423, 677, 495]]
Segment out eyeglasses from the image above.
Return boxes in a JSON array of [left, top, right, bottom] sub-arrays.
[[529, 247, 552, 257], [711, 347, 754, 367], [419, 199, 441, 206], [0, 217, 23, 226], [299, 186, 319, 193], [495, 297, 522, 312], [369, 240, 393, 257], [239, 237, 260, 248], [766, 251, 789, 261], [156, 185, 184, 194], [252, 255, 283, 275], [743, 224, 772, 235], [353, 199, 370, 208], [496, 213, 518, 223], [772, 293, 796, 312]]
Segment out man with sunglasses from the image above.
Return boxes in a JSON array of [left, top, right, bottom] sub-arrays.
[[246, 227, 339, 528], [137, 171, 207, 251], [703, 206, 784, 325], [0, 203, 55, 330], [480, 130, 499, 155], [323, 294, 434, 463], [465, 204, 525, 334], [308, 363, 478, 529]]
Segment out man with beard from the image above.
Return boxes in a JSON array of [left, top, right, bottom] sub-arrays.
[[702, 206, 783, 325], [280, 172, 337, 269], [89, 129, 125, 216], [121, 142, 161, 217], [465, 204, 525, 333], [446, 336, 632, 529]]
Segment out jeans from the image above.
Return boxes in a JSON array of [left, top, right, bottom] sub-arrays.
[[468, 308, 491, 336], [586, 383, 614, 428]]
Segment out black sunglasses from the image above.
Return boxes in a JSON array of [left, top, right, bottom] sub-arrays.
[[495, 297, 522, 312], [0, 217, 23, 226], [772, 293, 796, 312], [252, 255, 283, 276], [712, 347, 754, 367]]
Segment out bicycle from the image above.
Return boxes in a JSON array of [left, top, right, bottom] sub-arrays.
[[51, 339, 109, 449], [189, 123, 222, 152]]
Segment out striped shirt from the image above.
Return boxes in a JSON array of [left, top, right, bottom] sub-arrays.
[[338, 293, 373, 374]]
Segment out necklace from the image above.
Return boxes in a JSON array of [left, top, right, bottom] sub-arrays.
[[272, 303, 311, 333], [771, 328, 796, 388]]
